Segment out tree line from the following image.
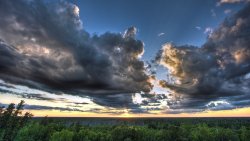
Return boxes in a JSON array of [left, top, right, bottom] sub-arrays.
[[0, 101, 250, 141]]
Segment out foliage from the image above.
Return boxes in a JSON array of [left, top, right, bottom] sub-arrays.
[[190, 124, 214, 141], [15, 123, 48, 141], [1, 101, 250, 141], [50, 129, 74, 141], [0, 101, 33, 141], [240, 126, 250, 141]]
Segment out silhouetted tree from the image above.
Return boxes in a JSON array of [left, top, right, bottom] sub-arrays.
[[0, 100, 33, 141]]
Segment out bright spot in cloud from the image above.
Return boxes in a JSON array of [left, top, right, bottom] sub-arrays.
[[132, 93, 143, 104], [206, 100, 233, 110], [73, 5, 80, 16], [204, 27, 213, 37]]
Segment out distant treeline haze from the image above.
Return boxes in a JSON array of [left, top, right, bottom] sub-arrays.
[[0, 101, 250, 141]]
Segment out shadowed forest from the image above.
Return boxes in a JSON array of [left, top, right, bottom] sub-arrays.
[[0, 101, 250, 141]]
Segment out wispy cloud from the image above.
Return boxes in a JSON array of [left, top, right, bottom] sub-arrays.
[[211, 9, 216, 17], [195, 26, 202, 30], [158, 32, 165, 37], [224, 9, 232, 14]]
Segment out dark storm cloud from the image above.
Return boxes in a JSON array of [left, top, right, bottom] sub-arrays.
[[0, 0, 153, 107], [24, 104, 106, 113], [0, 103, 78, 112], [24, 104, 85, 112], [0, 102, 115, 114], [21, 94, 55, 101], [90, 93, 137, 108], [156, 4, 250, 112]]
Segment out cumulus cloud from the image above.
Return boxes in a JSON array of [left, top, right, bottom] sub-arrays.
[[156, 4, 250, 112], [0, 0, 153, 109]]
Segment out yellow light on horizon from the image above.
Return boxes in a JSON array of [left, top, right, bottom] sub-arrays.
[[24, 107, 250, 118]]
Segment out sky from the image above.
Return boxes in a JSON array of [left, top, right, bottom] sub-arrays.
[[0, 0, 250, 117]]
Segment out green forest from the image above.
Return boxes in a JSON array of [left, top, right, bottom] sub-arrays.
[[0, 101, 250, 141]]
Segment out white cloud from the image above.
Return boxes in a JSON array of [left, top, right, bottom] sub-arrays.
[[158, 32, 165, 37], [195, 26, 201, 30], [204, 27, 213, 37], [206, 100, 234, 110]]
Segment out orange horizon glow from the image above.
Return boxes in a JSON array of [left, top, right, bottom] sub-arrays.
[[26, 107, 250, 118]]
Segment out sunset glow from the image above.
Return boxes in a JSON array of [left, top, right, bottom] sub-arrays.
[[0, 0, 250, 117]]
